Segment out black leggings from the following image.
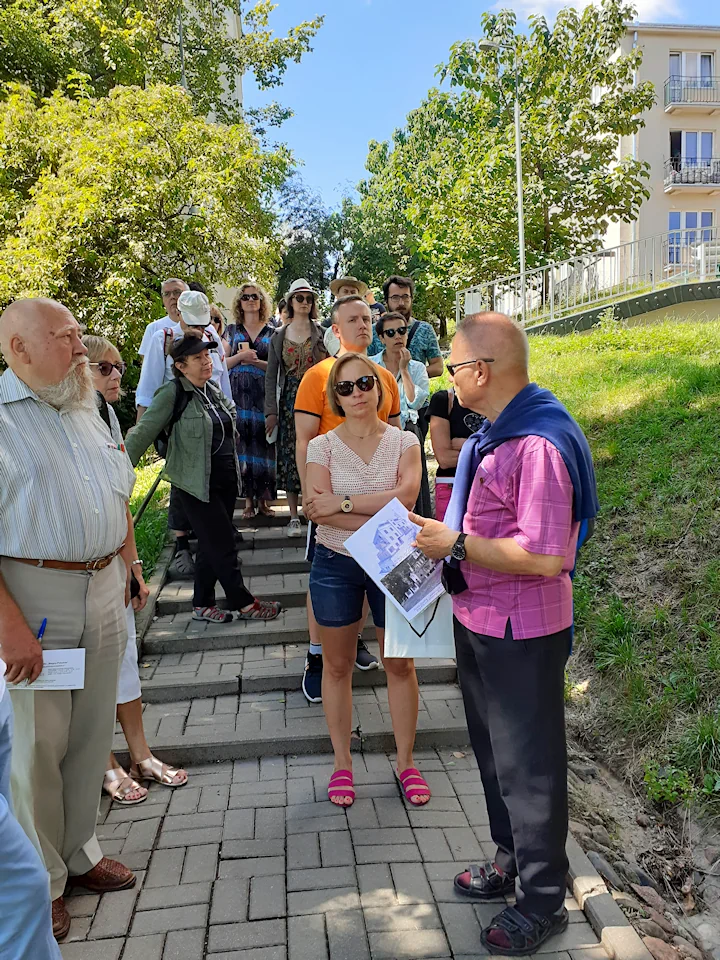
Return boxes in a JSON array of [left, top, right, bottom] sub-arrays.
[[176, 458, 254, 611]]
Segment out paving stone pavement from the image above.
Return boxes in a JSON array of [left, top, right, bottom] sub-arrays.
[[124, 684, 468, 747], [60, 749, 606, 960]]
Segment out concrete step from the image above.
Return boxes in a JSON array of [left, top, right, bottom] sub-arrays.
[[139, 640, 457, 702], [115, 681, 469, 763], [143, 609, 376, 655], [235, 505, 303, 529], [157, 572, 308, 615], [173, 544, 309, 582]]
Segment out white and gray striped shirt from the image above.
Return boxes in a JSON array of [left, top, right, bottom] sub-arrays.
[[0, 369, 135, 561]]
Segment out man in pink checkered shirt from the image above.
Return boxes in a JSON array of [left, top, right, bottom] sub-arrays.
[[412, 311, 598, 957]]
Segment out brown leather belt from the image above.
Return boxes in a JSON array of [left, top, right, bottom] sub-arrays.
[[5, 547, 123, 572]]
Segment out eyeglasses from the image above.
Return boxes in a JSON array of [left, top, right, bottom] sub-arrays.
[[388, 294, 412, 303], [90, 361, 126, 377], [381, 326, 407, 339], [334, 375, 378, 397], [240, 293, 260, 302], [446, 358, 495, 377], [292, 294, 314, 304]]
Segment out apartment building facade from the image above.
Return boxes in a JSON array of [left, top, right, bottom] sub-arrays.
[[606, 22, 720, 255]]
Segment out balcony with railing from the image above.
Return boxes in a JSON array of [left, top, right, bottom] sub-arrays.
[[664, 157, 720, 193], [665, 76, 720, 112]]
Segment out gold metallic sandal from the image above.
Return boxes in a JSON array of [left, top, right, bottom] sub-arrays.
[[102, 767, 148, 805], [129, 755, 188, 788]]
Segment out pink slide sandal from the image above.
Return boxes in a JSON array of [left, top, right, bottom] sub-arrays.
[[327, 769, 355, 807], [396, 767, 432, 806]]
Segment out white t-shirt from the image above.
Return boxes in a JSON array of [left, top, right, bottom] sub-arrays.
[[0, 659, 5, 703], [135, 324, 231, 408], [139, 316, 173, 357]]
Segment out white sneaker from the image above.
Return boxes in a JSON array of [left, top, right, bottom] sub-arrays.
[[286, 518, 303, 538]]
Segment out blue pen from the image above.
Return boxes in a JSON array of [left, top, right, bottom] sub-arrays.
[[36, 618, 47, 642]]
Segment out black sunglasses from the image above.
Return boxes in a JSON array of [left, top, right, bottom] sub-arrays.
[[292, 294, 314, 304], [381, 325, 408, 339], [240, 293, 259, 302], [446, 358, 495, 376], [90, 361, 126, 377], [334, 375, 378, 397]]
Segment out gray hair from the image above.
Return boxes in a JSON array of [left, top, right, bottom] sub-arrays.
[[161, 278, 188, 294]]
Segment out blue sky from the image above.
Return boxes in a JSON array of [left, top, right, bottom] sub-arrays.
[[245, 0, 720, 209]]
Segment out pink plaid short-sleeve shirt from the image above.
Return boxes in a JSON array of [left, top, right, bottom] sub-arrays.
[[452, 435, 579, 640]]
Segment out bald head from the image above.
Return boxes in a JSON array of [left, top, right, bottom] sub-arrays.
[[457, 312, 529, 375], [448, 311, 530, 421], [0, 298, 88, 392]]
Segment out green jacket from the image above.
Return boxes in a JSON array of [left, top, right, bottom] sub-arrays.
[[125, 376, 238, 502]]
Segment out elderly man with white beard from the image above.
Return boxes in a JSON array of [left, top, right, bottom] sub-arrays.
[[0, 298, 138, 942]]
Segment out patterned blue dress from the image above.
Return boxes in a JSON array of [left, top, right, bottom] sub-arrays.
[[227, 322, 277, 502]]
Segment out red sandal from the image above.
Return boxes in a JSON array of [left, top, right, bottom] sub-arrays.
[[396, 767, 432, 806], [327, 769, 355, 807]]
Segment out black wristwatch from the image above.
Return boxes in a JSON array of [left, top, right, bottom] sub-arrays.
[[451, 533, 467, 561]]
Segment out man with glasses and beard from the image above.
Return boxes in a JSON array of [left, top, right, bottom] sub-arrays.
[[372, 276, 443, 446], [0, 298, 138, 941]]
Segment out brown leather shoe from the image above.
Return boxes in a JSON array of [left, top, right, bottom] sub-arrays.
[[67, 857, 136, 893], [52, 897, 71, 941]]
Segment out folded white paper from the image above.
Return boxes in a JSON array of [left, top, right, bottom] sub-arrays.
[[12, 649, 86, 691]]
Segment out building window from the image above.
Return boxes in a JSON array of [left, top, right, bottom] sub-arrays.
[[669, 130, 714, 168], [669, 211, 713, 263]]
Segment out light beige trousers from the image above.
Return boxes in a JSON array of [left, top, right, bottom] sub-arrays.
[[3, 556, 126, 901]]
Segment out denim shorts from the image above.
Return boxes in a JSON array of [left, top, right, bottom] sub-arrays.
[[309, 543, 386, 629]]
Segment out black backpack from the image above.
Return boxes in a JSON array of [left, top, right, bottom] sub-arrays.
[[154, 379, 192, 457]]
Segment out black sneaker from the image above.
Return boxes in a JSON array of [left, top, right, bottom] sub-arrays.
[[302, 652, 323, 703], [355, 637, 379, 671]]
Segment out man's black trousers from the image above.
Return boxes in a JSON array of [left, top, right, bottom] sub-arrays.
[[176, 458, 254, 612], [453, 619, 571, 916]]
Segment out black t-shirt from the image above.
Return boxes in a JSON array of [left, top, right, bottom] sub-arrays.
[[209, 403, 234, 459], [428, 390, 485, 477]]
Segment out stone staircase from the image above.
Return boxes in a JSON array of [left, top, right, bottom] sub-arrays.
[[119, 496, 469, 765]]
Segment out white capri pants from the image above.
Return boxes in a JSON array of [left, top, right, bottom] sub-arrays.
[[117, 603, 142, 705]]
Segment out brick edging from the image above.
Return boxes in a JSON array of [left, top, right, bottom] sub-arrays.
[[567, 833, 654, 960], [134, 541, 174, 651]]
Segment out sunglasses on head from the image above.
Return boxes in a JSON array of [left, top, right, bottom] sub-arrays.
[[334, 375, 377, 397], [381, 325, 407, 339], [292, 294, 314, 304], [240, 293, 259, 302], [90, 361, 126, 377]]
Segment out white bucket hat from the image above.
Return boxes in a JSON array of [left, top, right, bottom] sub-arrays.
[[286, 278, 315, 300], [178, 290, 211, 327]]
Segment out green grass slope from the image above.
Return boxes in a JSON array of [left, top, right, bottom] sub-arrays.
[[533, 318, 720, 804]]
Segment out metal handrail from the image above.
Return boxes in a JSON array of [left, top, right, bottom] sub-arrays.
[[664, 157, 720, 186], [456, 228, 720, 328], [131, 472, 163, 528], [665, 76, 720, 106]]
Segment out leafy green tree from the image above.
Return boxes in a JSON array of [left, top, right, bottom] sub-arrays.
[[0, 83, 289, 357], [275, 175, 343, 301], [0, 0, 323, 124], [344, 0, 654, 312]]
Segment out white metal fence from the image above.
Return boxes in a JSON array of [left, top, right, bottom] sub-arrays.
[[456, 229, 720, 328]]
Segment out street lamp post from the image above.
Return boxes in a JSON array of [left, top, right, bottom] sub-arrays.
[[478, 39, 526, 325]]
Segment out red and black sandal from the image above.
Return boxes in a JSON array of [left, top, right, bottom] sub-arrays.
[[480, 905, 569, 956], [454, 862, 516, 900]]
